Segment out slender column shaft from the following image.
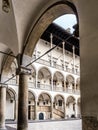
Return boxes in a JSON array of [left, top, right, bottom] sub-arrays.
[[0, 86, 6, 130], [35, 44, 38, 59], [34, 100, 37, 120], [35, 71, 38, 88], [75, 103, 78, 118], [64, 102, 66, 118], [14, 99, 16, 120], [62, 42, 65, 70], [50, 33, 53, 66], [72, 46, 75, 73], [50, 101, 53, 119], [17, 73, 29, 130], [51, 75, 53, 91]]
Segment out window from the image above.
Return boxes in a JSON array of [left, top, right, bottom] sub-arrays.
[[58, 100, 62, 106]]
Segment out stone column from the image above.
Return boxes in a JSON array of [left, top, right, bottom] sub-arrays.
[[76, 1, 98, 129], [0, 84, 7, 130], [50, 100, 53, 119], [17, 67, 31, 130], [34, 100, 37, 120]]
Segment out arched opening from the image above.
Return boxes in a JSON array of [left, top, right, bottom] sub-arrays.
[[26, 0, 80, 124], [24, 2, 79, 56], [38, 67, 51, 90], [66, 96, 76, 118], [53, 95, 65, 119], [6, 88, 16, 121], [66, 75, 75, 93], [28, 91, 35, 120], [53, 71, 64, 92], [38, 93, 51, 120], [0, 1, 80, 129]]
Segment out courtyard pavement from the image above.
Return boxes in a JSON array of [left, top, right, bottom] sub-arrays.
[[6, 119, 82, 130]]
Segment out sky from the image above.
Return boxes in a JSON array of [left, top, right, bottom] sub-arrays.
[[53, 14, 77, 33]]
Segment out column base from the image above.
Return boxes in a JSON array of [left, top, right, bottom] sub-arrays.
[[82, 116, 98, 130]]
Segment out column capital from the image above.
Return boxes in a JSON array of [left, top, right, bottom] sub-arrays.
[[16, 66, 31, 75], [50, 33, 53, 39], [0, 83, 8, 88], [72, 45, 75, 50], [62, 41, 65, 45]]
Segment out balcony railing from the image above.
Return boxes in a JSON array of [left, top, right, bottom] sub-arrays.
[[37, 83, 51, 91], [28, 82, 35, 88], [6, 79, 80, 95], [54, 86, 64, 92], [6, 78, 17, 85], [35, 58, 80, 76]]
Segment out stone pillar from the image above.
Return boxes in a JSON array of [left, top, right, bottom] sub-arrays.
[[50, 100, 53, 119], [82, 116, 98, 130], [0, 84, 7, 130], [76, 1, 98, 129], [34, 100, 37, 120], [17, 67, 31, 130]]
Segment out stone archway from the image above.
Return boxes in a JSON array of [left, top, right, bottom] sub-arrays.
[[6, 88, 16, 120], [66, 96, 76, 118], [38, 67, 51, 90], [53, 94, 65, 119], [28, 91, 35, 120], [66, 75, 75, 93], [38, 92, 51, 120], [53, 71, 64, 92], [24, 1, 78, 56]]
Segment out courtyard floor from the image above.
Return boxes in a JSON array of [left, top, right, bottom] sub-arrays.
[[6, 119, 82, 130]]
